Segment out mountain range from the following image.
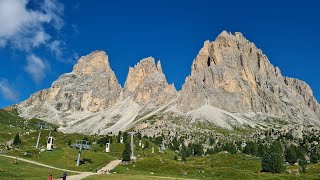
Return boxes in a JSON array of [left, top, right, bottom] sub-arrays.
[[10, 31, 320, 135]]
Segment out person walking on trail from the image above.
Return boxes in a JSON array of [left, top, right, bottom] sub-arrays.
[[48, 175, 53, 180], [62, 172, 67, 180]]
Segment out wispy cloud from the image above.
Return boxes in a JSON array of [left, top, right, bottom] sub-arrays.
[[49, 40, 63, 58], [24, 54, 49, 84], [0, 79, 19, 102]]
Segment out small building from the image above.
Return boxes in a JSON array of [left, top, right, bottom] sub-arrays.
[[47, 136, 54, 151]]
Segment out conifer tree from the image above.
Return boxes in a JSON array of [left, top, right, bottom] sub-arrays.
[[13, 133, 21, 145], [285, 145, 298, 165], [298, 159, 306, 173], [122, 143, 131, 161]]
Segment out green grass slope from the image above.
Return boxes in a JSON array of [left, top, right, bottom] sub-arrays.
[[1, 109, 320, 180], [0, 156, 69, 180]]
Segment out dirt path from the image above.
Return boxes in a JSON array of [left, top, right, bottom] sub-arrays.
[[60, 172, 95, 180], [63, 160, 122, 179], [97, 160, 122, 174]]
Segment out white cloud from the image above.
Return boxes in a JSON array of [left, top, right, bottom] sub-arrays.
[[24, 54, 48, 83], [33, 31, 51, 48], [43, 0, 64, 30], [49, 40, 63, 58], [0, 0, 64, 51], [0, 0, 69, 85], [0, 79, 19, 102]]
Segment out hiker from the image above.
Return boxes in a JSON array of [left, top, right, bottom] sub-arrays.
[[48, 175, 53, 180], [62, 172, 67, 180]]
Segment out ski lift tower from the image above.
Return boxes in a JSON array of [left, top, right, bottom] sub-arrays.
[[129, 132, 136, 161], [75, 140, 90, 166], [36, 122, 47, 149]]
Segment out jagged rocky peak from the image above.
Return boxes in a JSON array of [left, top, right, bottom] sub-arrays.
[[178, 31, 320, 125], [73, 50, 112, 75], [17, 50, 121, 123], [123, 57, 177, 105]]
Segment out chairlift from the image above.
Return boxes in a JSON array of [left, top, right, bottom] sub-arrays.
[[46, 136, 54, 151]]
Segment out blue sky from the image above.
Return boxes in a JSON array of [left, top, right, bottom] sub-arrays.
[[0, 0, 319, 108]]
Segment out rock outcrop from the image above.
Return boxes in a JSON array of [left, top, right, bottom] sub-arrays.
[[17, 51, 121, 123], [123, 57, 177, 105], [178, 31, 320, 125]]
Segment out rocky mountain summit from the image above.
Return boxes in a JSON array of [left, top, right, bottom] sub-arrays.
[[17, 51, 121, 124], [178, 31, 320, 125], [123, 57, 177, 105], [12, 31, 320, 134]]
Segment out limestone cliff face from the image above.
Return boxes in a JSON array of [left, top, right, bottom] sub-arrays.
[[18, 51, 121, 122], [178, 31, 320, 124], [123, 57, 177, 105]]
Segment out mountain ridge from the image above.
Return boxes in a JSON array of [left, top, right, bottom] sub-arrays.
[[8, 31, 320, 134]]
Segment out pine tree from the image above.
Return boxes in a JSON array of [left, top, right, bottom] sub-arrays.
[[298, 159, 306, 173], [310, 150, 320, 164], [270, 152, 285, 173], [154, 136, 163, 146], [262, 152, 272, 172], [270, 141, 283, 153], [285, 145, 298, 165], [257, 143, 265, 157], [182, 145, 192, 157], [252, 142, 258, 156], [123, 132, 128, 144], [122, 143, 131, 161], [244, 141, 258, 156], [181, 149, 187, 162], [261, 142, 285, 174], [117, 131, 122, 143], [13, 133, 21, 145], [192, 143, 203, 156], [170, 137, 180, 151]]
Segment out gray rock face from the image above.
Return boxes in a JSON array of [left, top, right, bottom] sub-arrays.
[[123, 57, 177, 105], [17, 51, 121, 123], [178, 31, 320, 125]]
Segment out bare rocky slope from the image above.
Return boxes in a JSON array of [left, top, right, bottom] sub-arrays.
[[13, 31, 320, 135]]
